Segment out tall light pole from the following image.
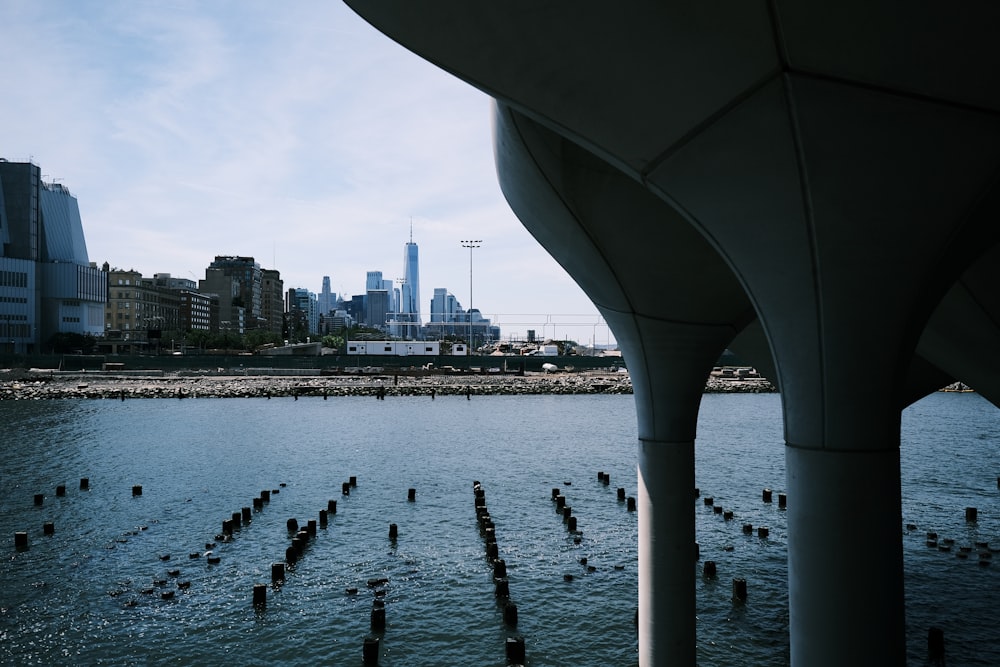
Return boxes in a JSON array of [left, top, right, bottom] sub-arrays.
[[460, 240, 481, 354]]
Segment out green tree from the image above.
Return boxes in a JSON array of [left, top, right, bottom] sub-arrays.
[[347, 326, 388, 341], [322, 334, 345, 351], [246, 329, 283, 351], [185, 329, 211, 351]]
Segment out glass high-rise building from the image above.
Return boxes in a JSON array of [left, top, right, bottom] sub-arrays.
[[401, 231, 421, 337], [0, 160, 106, 352]]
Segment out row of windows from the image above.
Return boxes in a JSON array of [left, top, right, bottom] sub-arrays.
[[0, 271, 28, 288], [62, 316, 80, 323], [0, 323, 30, 337], [110, 312, 176, 324], [0, 296, 28, 304], [114, 292, 167, 302], [114, 302, 162, 310], [0, 314, 28, 321]]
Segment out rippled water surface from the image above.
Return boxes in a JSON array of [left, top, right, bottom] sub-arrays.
[[0, 392, 996, 665]]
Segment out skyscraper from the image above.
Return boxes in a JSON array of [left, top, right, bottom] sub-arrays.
[[319, 276, 333, 317], [286, 287, 318, 337], [401, 226, 421, 338], [365, 288, 390, 330]]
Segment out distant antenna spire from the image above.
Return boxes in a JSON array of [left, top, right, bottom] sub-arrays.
[[409, 217, 413, 243]]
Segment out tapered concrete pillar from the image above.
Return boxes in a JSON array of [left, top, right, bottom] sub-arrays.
[[638, 439, 695, 666], [488, 101, 754, 666], [786, 445, 904, 665], [611, 311, 742, 667]]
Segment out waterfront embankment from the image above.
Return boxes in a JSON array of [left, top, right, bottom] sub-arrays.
[[0, 368, 777, 399]]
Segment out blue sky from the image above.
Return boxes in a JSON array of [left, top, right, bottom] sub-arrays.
[[0, 1, 614, 345]]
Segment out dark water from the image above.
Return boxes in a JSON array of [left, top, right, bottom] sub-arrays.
[[0, 392, 996, 665]]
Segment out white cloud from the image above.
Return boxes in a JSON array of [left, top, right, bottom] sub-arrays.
[[0, 0, 612, 343]]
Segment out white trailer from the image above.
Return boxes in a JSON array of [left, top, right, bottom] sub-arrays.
[[345, 341, 442, 356]]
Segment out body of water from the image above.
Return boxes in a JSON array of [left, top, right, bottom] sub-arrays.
[[1, 392, 996, 665]]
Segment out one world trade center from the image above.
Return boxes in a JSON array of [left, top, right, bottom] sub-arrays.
[[400, 228, 421, 338]]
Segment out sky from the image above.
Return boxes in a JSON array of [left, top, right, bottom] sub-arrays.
[[0, 1, 615, 346]]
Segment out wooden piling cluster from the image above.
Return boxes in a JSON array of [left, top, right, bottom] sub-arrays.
[[131, 480, 297, 606], [691, 485, 794, 606], [760, 487, 788, 509], [613, 483, 637, 512], [19, 477, 295, 606], [246, 473, 391, 663], [12, 477, 102, 550], [918, 523, 995, 566], [697, 484, 793, 544], [148, 481, 290, 605], [593, 468, 637, 515], [363, 574, 391, 664], [277, 480, 349, 575], [473, 481, 525, 665], [713, 486, 783, 541], [552, 484, 583, 546]]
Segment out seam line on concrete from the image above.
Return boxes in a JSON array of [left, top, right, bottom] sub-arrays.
[[641, 68, 783, 181], [784, 441, 900, 454], [781, 71, 827, 445]]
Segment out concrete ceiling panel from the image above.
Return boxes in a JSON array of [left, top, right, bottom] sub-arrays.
[[775, 0, 1000, 112], [346, 1, 780, 173], [961, 245, 1000, 320]]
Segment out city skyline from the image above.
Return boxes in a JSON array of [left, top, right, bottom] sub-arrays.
[[0, 2, 613, 344]]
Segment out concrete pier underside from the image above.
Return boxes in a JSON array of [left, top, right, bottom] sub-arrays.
[[346, 3, 1000, 664]]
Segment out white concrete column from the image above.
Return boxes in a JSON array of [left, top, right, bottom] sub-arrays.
[[786, 444, 905, 666], [638, 439, 696, 667]]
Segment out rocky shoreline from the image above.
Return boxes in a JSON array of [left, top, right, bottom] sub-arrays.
[[0, 368, 777, 400]]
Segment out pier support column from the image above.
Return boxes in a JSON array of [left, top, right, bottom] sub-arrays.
[[638, 439, 695, 667], [611, 313, 739, 667], [786, 444, 904, 666]]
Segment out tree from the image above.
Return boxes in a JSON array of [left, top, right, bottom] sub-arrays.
[[347, 325, 388, 341], [185, 329, 211, 350], [246, 329, 283, 351], [322, 334, 345, 351]]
